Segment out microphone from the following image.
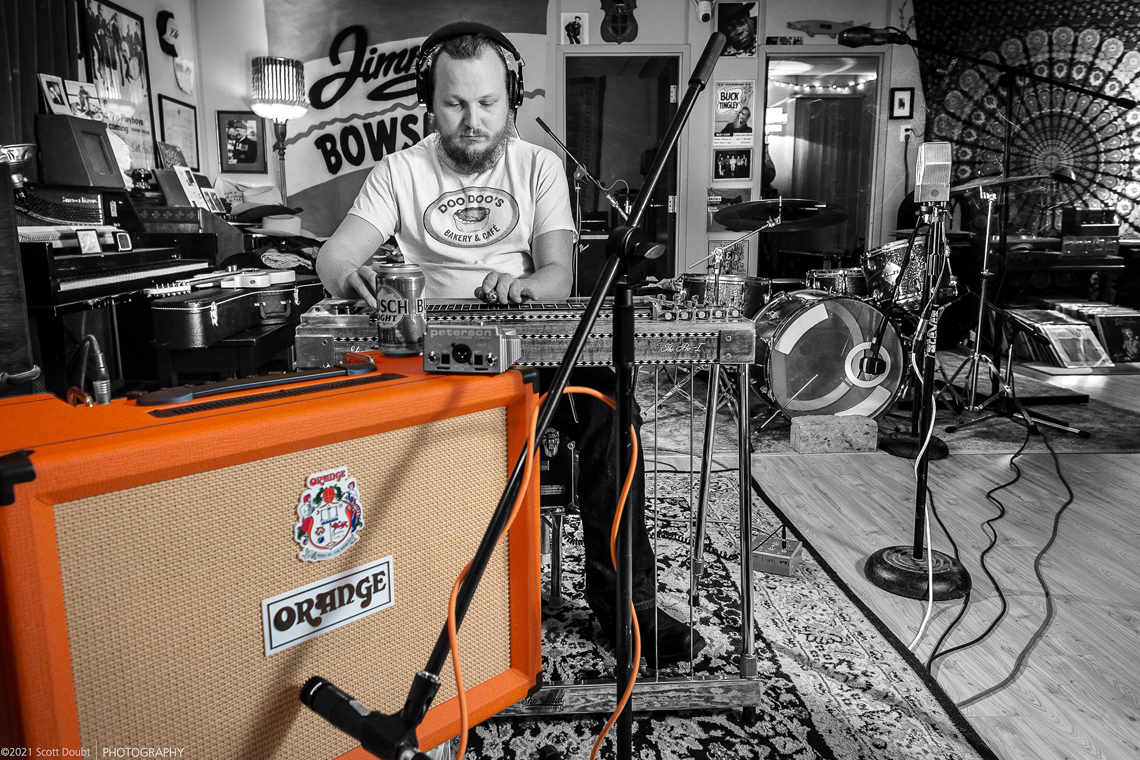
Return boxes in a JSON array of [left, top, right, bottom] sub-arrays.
[[915, 141, 952, 204], [536, 116, 629, 222], [838, 26, 910, 48], [302, 676, 434, 760]]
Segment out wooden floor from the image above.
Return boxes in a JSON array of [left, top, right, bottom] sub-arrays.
[[752, 369, 1140, 760]]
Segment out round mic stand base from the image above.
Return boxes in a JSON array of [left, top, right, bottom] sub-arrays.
[[865, 546, 971, 601], [879, 431, 949, 460]]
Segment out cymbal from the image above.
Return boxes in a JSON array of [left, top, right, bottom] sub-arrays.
[[950, 174, 1056, 193], [713, 198, 849, 232]]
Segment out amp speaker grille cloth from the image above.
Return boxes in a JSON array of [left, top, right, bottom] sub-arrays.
[[54, 408, 511, 758]]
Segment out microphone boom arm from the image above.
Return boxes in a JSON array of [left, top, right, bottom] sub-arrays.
[[536, 116, 629, 222]]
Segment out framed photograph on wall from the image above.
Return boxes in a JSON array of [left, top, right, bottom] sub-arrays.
[[717, 3, 758, 57], [713, 149, 752, 181], [890, 87, 915, 119], [216, 111, 267, 173], [158, 94, 199, 171], [80, 0, 156, 168]]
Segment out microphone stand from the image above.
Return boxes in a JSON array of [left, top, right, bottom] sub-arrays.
[[868, 223, 949, 460], [301, 32, 728, 760], [865, 202, 970, 601], [537, 116, 629, 223]]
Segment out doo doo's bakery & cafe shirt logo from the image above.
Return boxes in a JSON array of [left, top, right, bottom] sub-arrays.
[[424, 187, 520, 247]]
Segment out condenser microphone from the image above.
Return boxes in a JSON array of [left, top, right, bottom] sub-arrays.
[[838, 26, 910, 48], [914, 141, 952, 204]]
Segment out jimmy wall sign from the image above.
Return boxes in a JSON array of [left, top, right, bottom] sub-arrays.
[[267, 1, 549, 237]]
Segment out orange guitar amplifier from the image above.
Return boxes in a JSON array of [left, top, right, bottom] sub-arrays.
[[0, 355, 541, 758]]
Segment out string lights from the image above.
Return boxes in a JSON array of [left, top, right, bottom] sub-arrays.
[[769, 74, 877, 95]]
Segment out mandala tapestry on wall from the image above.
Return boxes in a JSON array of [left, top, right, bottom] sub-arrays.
[[914, 2, 1140, 236]]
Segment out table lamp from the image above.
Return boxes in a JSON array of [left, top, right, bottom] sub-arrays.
[[250, 56, 308, 202]]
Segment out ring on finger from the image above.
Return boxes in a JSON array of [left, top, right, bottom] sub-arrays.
[[487, 291, 498, 302]]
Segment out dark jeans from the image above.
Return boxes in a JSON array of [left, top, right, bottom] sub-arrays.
[[540, 367, 655, 625]]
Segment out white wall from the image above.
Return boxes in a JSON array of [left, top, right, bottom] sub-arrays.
[[192, 0, 272, 193]]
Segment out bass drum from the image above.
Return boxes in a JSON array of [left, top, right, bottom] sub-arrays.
[[753, 290, 904, 418]]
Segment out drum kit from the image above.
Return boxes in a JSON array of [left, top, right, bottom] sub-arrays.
[[668, 197, 962, 422]]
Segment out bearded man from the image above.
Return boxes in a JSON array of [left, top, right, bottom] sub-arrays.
[[317, 22, 705, 665]]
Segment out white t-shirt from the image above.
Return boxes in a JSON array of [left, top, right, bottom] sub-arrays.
[[348, 132, 575, 299]]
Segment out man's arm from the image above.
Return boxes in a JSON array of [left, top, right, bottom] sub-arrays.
[[315, 214, 388, 307], [476, 228, 574, 304]]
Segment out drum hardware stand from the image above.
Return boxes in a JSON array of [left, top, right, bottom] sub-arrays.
[[864, 202, 971, 602], [649, 215, 778, 421], [944, 310, 1091, 438], [944, 184, 1003, 411]]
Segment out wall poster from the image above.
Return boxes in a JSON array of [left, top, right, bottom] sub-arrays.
[[706, 238, 751, 275], [81, 0, 157, 170], [713, 80, 755, 149]]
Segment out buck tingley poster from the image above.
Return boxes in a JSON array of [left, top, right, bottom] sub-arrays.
[[712, 80, 755, 149], [264, 0, 550, 237]]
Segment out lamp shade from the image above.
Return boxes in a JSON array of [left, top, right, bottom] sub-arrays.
[[250, 56, 308, 122]]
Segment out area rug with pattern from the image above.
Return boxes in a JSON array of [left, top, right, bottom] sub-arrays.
[[455, 472, 998, 759]]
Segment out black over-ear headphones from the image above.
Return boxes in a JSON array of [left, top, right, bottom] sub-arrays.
[[415, 21, 525, 111]]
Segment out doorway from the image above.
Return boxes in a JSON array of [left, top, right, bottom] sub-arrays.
[[762, 55, 880, 277], [562, 53, 681, 294]]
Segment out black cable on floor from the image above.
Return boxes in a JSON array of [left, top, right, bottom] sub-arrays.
[[956, 427, 1075, 709], [926, 425, 1030, 671], [928, 486, 959, 561]]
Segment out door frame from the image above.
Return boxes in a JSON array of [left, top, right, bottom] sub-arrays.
[[758, 46, 893, 249], [555, 44, 690, 281]]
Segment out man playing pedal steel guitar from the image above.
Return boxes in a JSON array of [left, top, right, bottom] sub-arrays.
[[317, 21, 704, 664]]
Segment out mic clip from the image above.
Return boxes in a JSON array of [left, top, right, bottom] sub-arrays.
[[859, 353, 886, 377]]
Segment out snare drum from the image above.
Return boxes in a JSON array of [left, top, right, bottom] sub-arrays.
[[805, 268, 868, 298], [679, 273, 769, 317], [752, 290, 903, 418], [861, 238, 958, 308]]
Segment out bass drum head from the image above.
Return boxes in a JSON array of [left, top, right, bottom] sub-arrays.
[[755, 291, 903, 418]]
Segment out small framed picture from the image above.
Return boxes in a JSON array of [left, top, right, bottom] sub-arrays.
[[38, 74, 72, 115], [156, 141, 189, 170], [890, 87, 915, 120], [63, 80, 105, 121], [560, 12, 588, 45], [75, 228, 102, 254], [114, 232, 133, 252], [216, 111, 267, 173], [714, 149, 752, 181]]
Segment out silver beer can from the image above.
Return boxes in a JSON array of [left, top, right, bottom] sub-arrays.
[[373, 261, 426, 356]]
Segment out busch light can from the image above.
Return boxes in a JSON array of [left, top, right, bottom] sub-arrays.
[[373, 261, 426, 356]]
